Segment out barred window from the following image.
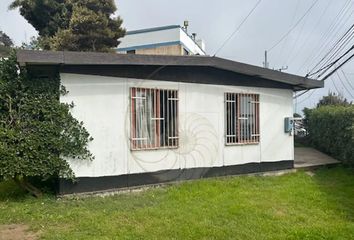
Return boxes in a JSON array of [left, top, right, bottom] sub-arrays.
[[130, 87, 178, 150], [225, 93, 260, 145]]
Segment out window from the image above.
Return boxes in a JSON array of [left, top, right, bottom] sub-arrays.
[[127, 50, 136, 54], [130, 87, 178, 150], [225, 93, 260, 145]]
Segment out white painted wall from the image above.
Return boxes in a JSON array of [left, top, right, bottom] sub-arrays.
[[118, 28, 180, 49], [178, 28, 206, 55], [118, 27, 205, 55], [60, 73, 294, 178]]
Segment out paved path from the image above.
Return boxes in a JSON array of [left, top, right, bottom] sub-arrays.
[[294, 147, 340, 169]]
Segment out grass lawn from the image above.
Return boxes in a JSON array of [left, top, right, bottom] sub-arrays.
[[0, 167, 353, 240]]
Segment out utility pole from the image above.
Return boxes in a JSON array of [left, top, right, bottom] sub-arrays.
[[263, 50, 269, 69]]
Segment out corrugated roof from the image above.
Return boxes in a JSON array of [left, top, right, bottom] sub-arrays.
[[17, 50, 323, 90]]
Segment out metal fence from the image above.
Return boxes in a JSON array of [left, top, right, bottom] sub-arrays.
[[130, 87, 178, 150], [225, 93, 260, 145]]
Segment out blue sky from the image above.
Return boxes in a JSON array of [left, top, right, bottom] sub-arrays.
[[1, 0, 353, 113]]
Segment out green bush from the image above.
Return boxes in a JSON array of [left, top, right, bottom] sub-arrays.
[[304, 105, 354, 166], [0, 52, 93, 197]]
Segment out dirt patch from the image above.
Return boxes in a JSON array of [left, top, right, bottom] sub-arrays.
[[0, 224, 38, 240]]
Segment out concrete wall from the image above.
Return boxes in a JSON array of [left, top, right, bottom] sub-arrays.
[[60, 73, 294, 178]]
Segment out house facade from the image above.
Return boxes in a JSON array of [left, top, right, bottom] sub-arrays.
[[17, 50, 323, 194]]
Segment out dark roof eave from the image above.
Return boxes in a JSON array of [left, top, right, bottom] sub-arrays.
[[17, 50, 324, 90]]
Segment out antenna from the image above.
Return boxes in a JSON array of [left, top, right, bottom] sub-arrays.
[[263, 50, 269, 68], [183, 20, 189, 33]]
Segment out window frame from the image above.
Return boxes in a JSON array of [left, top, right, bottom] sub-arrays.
[[127, 49, 136, 54], [224, 92, 260, 145], [130, 87, 179, 151]]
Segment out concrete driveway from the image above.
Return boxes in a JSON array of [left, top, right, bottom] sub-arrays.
[[294, 147, 340, 169]]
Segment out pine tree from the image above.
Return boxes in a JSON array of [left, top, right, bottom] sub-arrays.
[[9, 0, 70, 37], [10, 0, 125, 52]]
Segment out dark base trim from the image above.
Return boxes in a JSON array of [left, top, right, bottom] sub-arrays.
[[59, 160, 294, 195]]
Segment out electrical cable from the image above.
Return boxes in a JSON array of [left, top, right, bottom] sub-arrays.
[[308, 24, 354, 75], [341, 70, 354, 90], [297, 0, 353, 73], [335, 70, 354, 98], [309, 7, 354, 71], [277, 0, 301, 63], [213, 0, 263, 56], [320, 50, 354, 81], [293, 89, 310, 99], [296, 90, 316, 104], [267, 0, 319, 52], [287, 0, 332, 66], [307, 44, 354, 78], [331, 75, 342, 95]]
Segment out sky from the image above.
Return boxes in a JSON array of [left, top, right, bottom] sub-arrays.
[[1, 0, 353, 114]]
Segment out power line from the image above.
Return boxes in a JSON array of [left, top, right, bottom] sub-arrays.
[[294, 89, 310, 99], [297, 0, 353, 73], [309, 24, 354, 75], [320, 49, 354, 81], [276, 0, 301, 63], [287, 0, 333, 66], [294, 47, 354, 101], [316, 30, 354, 73], [282, 13, 308, 66], [331, 76, 342, 95], [295, 71, 354, 106], [213, 0, 263, 56], [309, 6, 354, 71], [267, 0, 319, 52], [341, 70, 354, 90], [335, 70, 354, 98], [307, 44, 354, 79], [296, 90, 316, 104]]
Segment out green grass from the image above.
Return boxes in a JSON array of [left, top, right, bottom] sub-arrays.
[[1, 167, 353, 239]]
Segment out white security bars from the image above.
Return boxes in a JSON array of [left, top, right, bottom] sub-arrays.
[[225, 93, 260, 145], [130, 87, 178, 150]]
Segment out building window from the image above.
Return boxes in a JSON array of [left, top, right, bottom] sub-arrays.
[[127, 50, 136, 54], [130, 87, 178, 150], [225, 93, 260, 145]]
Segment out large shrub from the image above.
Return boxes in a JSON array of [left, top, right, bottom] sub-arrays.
[[0, 52, 93, 196], [304, 105, 354, 166]]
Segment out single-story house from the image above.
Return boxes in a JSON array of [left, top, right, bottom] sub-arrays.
[[17, 50, 323, 195]]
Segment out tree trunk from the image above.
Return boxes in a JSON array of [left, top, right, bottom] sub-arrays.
[[13, 176, 43, 198]]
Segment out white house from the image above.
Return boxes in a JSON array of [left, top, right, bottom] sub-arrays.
[[17, 50, 323, 194], [116, 25, 206, 56]]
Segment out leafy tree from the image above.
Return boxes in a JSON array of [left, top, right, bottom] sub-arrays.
[[0, 30, 14, 47], [51, 1, 125, 51], [10, 0, 125, 52], [21, 36, 42, 50], [0, 52, 93, 197], [9, 0, 70, 37], [317, 91, 351, 108]]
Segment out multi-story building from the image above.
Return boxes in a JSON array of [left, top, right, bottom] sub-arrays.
[[117, 24, 206, 56]]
